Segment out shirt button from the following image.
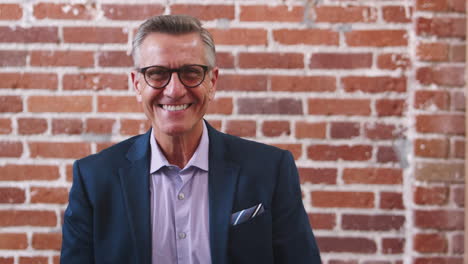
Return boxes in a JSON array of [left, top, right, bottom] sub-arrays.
[[178, 232, 186, 239], [178, 193, 185, 200]]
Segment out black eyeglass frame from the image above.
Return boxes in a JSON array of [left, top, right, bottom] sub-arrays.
[[136, 64, 210, 89]]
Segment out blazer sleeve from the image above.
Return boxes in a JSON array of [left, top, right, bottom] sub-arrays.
[[271, 151, 321, 263], [61, 161, 95, 264]]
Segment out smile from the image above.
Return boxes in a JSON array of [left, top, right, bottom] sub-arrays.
[[160, 104, 191, 111]]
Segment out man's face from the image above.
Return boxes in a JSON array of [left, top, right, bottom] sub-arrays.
[[131, 32, 218, 139]]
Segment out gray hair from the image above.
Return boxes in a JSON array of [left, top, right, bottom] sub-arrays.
[[132, 15, 216, 68]]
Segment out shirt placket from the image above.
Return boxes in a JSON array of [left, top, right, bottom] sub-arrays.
[[173, 168, 191, 264]]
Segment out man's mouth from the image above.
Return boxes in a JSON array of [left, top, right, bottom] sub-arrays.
[[159, 104, 191, 111]]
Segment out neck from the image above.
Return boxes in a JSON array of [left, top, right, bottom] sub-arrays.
[[153, 123, 203, 169]]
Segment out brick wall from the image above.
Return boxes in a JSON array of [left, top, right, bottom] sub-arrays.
[[0, 1, 465, 263]]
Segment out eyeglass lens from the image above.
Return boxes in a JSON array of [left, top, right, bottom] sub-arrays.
[[144, 65, 206, 89]]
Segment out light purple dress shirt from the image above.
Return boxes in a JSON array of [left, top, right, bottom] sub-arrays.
[[149, 122, 211, 264]]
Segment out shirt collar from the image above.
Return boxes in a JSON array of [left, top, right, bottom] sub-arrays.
[[149, 122, 209, 173]]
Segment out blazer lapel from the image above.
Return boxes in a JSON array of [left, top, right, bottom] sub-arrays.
[[207, 123, 240, 264], [119, 131, 152, 264]]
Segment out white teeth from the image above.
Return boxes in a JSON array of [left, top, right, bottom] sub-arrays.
[[162, 104, 189, 111]]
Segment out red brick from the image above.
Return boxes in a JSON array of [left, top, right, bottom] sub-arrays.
[[273, 29, 339, 45], [217, 75, 267, 91], [308, 213, 336, 230], [102, 4, 164, 20], [225, 120, 256, 137], [34, 3, 94, 20], [98, 51, 133, 67], [31, 50, 93, 67], [317, 237, 376, 253], [85, 118, 116, 134], [330, 122, 360, 139], [310, 53, 372, 69], [451, 91, 464, 111], [416, 114, 464, 135], [270, 144, 302, 161], [19, 256, 48, 264], [98, 96, 141, 113], [414, 90, 449, 110], [216, 52, 234, 69], [262, 121, 290, 137], [171, 4, 234, 20], [417, 17, 466, 38], [0, 4, 22, 20], [414, 138, 449, 158], [96, 142, 116, 153], [308, 145, 371, 161], [345, 30, 407, 47], [0, 73, 57, 90], [239, 52, 303, 69], [450, 44, 465, 62], [17, 118, 47, 135], [206, 97, 232, 115], [29, 96, 92, 113], [329, 260, 358, 264], [29, 142, 91, 159], [32, 233, 61, 250], [0, 119, 11, 134], [30, 187, 68, 204], [380, 192, 405, 210], [0, 210, 56, 226], [415, 162, 464, 182], [313, 6, 377, 23], [343, 76, 406, 93], [414, 186, 449, 205], [376, 99, 405, 117], [271, 76, 335, 92], [63, 27, 127, 43], [382, 238, 405, 254], [416, 0, 465, 12], [298, 168, 337, 184], [308, 99, 371, 116], [453, 140, 464, 158], [52, 256, 59, 264], [52, 119, 83, 135], [342, 214, 405, 231], [0, 165, 59, 181], [417, 66, 465, 87], [0, 96, 22, 112], [0, 51, 27, 66], [238, 98, 302, 115], [240, 5, 303, 22], [343, 168, 402, 185], [414, 233, 447, 253], [415, 210, 464, 230], [120, 119, 151, 135], [452, 233, 464, 254], [377, 53, 410, 70], [382, 6, 412, 23], [0, 233, 27, 249], [0, 26, 58, 43], [365, 123, 399, 140], [312, 191, 374, 208], [210, 28, 267, 45], [295, 122, 326, 139], [0, 188, 25, 204], [417, 42, 449, 61], [377, 146, 398, 163], [0, 141, 22, 157], [414, 257, 463, 264], [63, 73, 128, 91]]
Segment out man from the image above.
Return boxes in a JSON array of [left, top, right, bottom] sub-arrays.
[[61, 15, 321, 264]]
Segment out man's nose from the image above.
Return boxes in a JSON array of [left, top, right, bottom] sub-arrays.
[[163, 72, 187, 98]]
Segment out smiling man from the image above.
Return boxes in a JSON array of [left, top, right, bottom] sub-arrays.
[[61, 15, 321, 264]]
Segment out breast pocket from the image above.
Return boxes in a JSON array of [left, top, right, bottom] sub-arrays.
[[228, 210, 274, 264]]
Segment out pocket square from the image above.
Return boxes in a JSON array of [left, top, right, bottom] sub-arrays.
[[231, 203, 265, 226]]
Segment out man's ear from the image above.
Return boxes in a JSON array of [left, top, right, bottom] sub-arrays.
[[131, 71, 143, 102], [208, 67, 219, 101]]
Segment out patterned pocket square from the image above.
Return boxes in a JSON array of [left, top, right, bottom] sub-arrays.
[[231, 203, 265, 226]]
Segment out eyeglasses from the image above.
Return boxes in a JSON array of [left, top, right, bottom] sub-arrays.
[[136, 64, 210, 89]]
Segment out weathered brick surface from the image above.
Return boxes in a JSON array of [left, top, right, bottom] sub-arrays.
[[0, 1, 464, 263]]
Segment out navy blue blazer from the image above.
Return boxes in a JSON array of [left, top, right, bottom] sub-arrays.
[[61, 122, 321, 264]]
